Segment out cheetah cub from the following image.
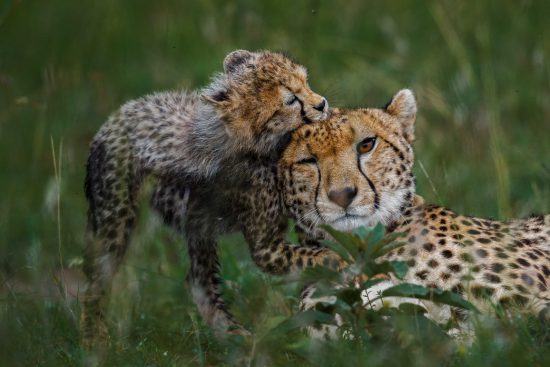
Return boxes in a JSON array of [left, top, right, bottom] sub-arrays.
[[81, 50, 328, 348]]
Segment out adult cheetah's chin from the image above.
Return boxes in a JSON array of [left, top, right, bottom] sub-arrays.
[[327, 207, 399, 233], [329, 214, 379, 232]]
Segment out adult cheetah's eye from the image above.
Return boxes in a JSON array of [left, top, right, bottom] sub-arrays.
[[357, 137, 377, 154], [286, 94, 299, 106], [296, 156, 317, 165]]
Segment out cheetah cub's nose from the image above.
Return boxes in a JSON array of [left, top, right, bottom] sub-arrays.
[[328, 186, 357, 209], [314, 98, 327, 112]]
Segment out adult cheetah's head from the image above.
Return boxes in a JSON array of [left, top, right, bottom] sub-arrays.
[[202, 50, 328, 157], [279, 89, 417, 233]]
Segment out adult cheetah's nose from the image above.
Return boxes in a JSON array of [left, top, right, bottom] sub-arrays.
[[328, 186, 357, 209], [314, 98, 327, 112]]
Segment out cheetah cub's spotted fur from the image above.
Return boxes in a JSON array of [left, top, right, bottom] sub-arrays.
[[81, 50, 328, 347], [279, 90, 549, 333]]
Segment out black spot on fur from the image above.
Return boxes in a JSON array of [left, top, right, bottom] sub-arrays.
[[521, 274, 534, 286], [484, 273, 501, 283], [416, 270, 429, 280], [517, 258, 530, 267], [476, 249, 488, 258], [423, 243, 435, 252], [490, 263, 505, 273], [448, 264, 461, 272]]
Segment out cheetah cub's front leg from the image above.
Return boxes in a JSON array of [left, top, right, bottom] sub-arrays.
[[184, 217, 250, 335]]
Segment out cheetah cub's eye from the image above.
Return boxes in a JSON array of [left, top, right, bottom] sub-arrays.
[[286, 94, 299, 106], [357, 137, 377, 154], [296, 156, 317, 165]]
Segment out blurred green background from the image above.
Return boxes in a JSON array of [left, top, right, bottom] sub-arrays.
[[0, 0, 548, 365]]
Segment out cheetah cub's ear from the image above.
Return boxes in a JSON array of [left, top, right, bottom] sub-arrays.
[[385, 89, 417, 143], [223, 49, 256, 74], [202, 50, 258, 105]]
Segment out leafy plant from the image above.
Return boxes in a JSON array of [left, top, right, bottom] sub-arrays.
[[283, 224, 478, 342]]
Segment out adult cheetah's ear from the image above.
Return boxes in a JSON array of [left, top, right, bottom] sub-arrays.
[[223, 50, 256, 74], [385, 89, 417, 143]]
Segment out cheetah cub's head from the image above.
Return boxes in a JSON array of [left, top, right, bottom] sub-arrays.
[[279, 89, 417, 233], [202, 50, 328, 157]]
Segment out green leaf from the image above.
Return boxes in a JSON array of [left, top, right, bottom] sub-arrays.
[[300, 265, 341, 283], [321, 225, 361, 261], [286, 219, 300, 244], [321, 240, 353, 264], [267, 310, 335, 337], [330, 299, 354, 314], [335, 287, 363, 306], [379, 283, 479, 312], [262, 315, 288, 331], [390, 261, 409, 279], [398, 302, 428, 315], [380, 230, 408, 244], [352, 226, 369, 240], [361, 223, 386, 256], [372, 261, 409, 279], [427, 289, 479, 312], [365, 223, 386, 245], [360, 277, 387, 290], [374, 240, 407, 258], [380, 283, 430, 298], [306, 281, 340, 299]]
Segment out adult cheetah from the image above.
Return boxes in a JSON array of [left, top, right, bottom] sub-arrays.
[[279, 90, 549, 333]]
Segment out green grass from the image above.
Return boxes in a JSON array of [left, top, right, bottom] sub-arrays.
[[0, 0, 549, 365]]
